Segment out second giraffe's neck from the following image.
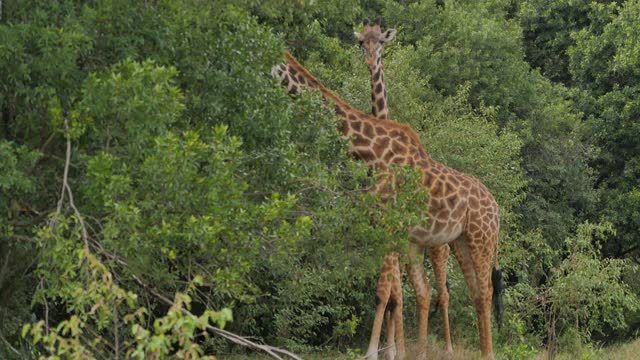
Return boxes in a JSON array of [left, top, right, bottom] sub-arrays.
[[370, 60, 389, 120]]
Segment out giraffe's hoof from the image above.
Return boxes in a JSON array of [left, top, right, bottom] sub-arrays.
[[384, 348, 396, 360], [364, 352, 378, 360]]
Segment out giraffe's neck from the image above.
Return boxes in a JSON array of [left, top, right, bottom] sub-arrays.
[[370, 59, 389, 120], [280, 52, 432, 171]]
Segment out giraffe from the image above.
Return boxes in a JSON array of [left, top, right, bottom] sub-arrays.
[[273, 53, 407, 360], [355, 17, 455, 354], [354, 16, 396, 120], [355, 17, 406, 358], [272, 52, 503, 359]]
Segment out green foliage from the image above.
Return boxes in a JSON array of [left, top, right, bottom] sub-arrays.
[[567, 0, 640, 269], [500, 315, 539, 360], [518, 0, 617, 84], [128, 291, 231, 360], [506, 222, 639, 355], [388, 0, 526, 123], [2, 0, 640, 357], [0, 140, 41, 352], [0, 141, 39, 214], [548, 222, 638, 338], [83, 126, 310, 304], [25, 234, 230, 360], [76, 59, 184, 152], [569, 0, 638, 94]]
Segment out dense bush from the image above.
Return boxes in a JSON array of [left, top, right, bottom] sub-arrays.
[[1, 0, 639, 358]]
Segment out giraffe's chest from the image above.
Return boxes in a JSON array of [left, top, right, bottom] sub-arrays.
[[409, 196, 468, 247], [409, 223, 464, 247]]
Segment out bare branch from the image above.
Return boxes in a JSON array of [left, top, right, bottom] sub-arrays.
[[619, 244, 640, 257], [39, 131, 56, 154], [39, 115, 91, 341], [39, 279, 49, 336], [0, 331, 21, 356], [65, 181, 89, 248], [12, 234, 38, 243], [53, 117, 89, 248], [0, 249, 10, 289], [55, 118, 71, 215]]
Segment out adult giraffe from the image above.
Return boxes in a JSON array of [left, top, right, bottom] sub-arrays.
[[354, 16, 394, 121], [272, 52, 502, 359], [355, 16, 455, 355], [273, 53, 407, 359], [354, 17, 406, 358]]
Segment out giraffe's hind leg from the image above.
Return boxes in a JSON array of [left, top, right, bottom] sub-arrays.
[[451, 234, 496, 359], [428, 244, 453, 353]]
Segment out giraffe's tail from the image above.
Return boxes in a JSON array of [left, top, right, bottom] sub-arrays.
[[491, 243, 504, 330]]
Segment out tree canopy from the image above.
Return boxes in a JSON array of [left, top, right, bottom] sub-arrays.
[[1, 0, 639, 358]]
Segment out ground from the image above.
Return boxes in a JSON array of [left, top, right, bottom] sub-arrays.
[[223, 337, 640, 359]]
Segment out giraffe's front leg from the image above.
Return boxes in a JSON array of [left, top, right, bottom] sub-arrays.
[[366, 253, 397, 360], [390, 256, 405, 360], [384, 309, 396, 360], [382, 252, 404, 360]]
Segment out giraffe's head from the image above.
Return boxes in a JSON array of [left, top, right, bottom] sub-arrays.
[[354, 17, 397, 68]]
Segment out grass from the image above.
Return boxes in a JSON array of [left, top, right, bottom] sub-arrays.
[[221, 337, 640, 359], [550, 337, 640, 360], [222, 337, 481, 359]]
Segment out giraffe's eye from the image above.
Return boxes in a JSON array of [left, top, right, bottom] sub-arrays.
[[359, 40, 364, 47]]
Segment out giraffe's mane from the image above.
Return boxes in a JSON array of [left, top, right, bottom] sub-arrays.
[[284, 51, 425, 150]]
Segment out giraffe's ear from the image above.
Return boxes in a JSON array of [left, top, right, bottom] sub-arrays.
[[354, 31, 364, 41], [381, 29, 397, 42]]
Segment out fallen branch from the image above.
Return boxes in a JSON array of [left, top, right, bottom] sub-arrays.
[[140, 276, 302, 360], [91, 242, 302, 360]]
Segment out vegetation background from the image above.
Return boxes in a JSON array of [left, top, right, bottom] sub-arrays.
[[1, 0, 640, 358]]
